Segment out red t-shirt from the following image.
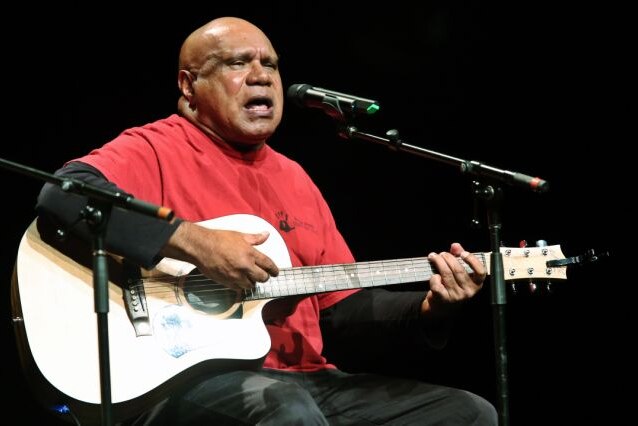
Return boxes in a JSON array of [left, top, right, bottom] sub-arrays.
[[76, 114, 358, 371]]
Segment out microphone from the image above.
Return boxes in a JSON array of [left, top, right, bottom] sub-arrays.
[[462, 161, 550, 193], [287, 83, 380, 117]]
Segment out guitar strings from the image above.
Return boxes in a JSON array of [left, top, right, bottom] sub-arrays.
[[131, 254, 486, 298]]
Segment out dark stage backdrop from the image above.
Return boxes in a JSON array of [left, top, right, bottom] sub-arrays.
[[1, 3, 629, 425]]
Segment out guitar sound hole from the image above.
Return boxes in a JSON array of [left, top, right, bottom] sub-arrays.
[[183, 278, 240, 315]]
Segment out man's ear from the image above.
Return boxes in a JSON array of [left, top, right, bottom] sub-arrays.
[[177, 70, 196, 109]]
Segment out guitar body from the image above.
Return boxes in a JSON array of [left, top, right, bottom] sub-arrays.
[[11, 212, 568, 424], [11, 214, 291, 423]]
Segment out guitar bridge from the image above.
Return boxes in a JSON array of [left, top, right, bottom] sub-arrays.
[[123, 263, 151, 336]]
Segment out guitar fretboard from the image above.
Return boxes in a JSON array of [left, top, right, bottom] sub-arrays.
[[243, 256, 482, 300]]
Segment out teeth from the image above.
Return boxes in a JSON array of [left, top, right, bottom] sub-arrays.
[[247, 104, 269, 110], [246, 98, 272, 108]]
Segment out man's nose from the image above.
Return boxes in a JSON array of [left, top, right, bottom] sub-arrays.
[[246, 62, 272, 85]]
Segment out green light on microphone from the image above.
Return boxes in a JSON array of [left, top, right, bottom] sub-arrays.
[[366, 103, 380, 114]]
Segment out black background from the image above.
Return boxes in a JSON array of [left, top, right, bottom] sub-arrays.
[[1, 3, 630, 425]]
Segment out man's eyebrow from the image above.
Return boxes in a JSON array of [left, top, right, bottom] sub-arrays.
[[200, 50, 279, 72], [205, 51, 223, 62], [219, 49, 279, 62], [265, 53, 280, 63]]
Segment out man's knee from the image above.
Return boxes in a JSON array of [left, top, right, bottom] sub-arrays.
[[260, 381, 327, 425], [455, 390, 498, 426]]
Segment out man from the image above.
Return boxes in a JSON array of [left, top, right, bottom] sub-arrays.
[[37, 17, 497, 425]]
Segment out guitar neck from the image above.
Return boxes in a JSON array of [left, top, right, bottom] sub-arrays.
[[244, 253, 489, 300]]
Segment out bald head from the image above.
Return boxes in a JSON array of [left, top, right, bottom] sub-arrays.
[[179, 17, 274, 73], [176, 17, 284, 150]]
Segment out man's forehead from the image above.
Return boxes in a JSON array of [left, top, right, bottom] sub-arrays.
[[209, 33, 277, 57], [215, 45, 278, 58]]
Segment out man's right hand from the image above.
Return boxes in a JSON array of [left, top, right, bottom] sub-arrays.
[[160, 221, 279, 290]]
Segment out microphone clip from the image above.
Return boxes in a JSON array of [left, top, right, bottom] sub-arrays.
[[320, 96, 349, 123]]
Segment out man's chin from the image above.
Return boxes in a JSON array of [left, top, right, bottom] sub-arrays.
[[229, 132, 272, 151], [240, 125, 277, 143]]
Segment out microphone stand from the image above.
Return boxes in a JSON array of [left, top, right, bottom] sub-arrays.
[[338, 124, 548, 426], [1, 157, 174, 426]]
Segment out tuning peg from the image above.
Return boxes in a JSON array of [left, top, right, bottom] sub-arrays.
[[545, 281, 553, 294], [519, 240, 527, 248], [535, 240, 548, 247], [510, 282, 518, 295], [528, 281, 537, 293]]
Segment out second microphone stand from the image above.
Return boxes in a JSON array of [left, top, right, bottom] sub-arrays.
[[337, 117, 547, 426]]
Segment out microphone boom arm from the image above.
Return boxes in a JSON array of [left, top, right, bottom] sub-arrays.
[[343, 126, 549, 193]]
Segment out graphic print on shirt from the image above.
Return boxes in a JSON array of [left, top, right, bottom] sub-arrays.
[[276, 211, 296, 232]]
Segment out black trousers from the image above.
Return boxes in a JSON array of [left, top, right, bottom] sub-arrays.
[[130, 368, 497, 425]]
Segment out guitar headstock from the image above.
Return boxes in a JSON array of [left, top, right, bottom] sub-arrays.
[[499, 245, 567, 281], [483, 244, 609, 294]]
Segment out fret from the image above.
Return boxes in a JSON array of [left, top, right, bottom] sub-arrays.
[[382, 263, 389, 286]]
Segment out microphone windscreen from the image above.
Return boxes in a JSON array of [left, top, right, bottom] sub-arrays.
[[287, 84, 310, 106]]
